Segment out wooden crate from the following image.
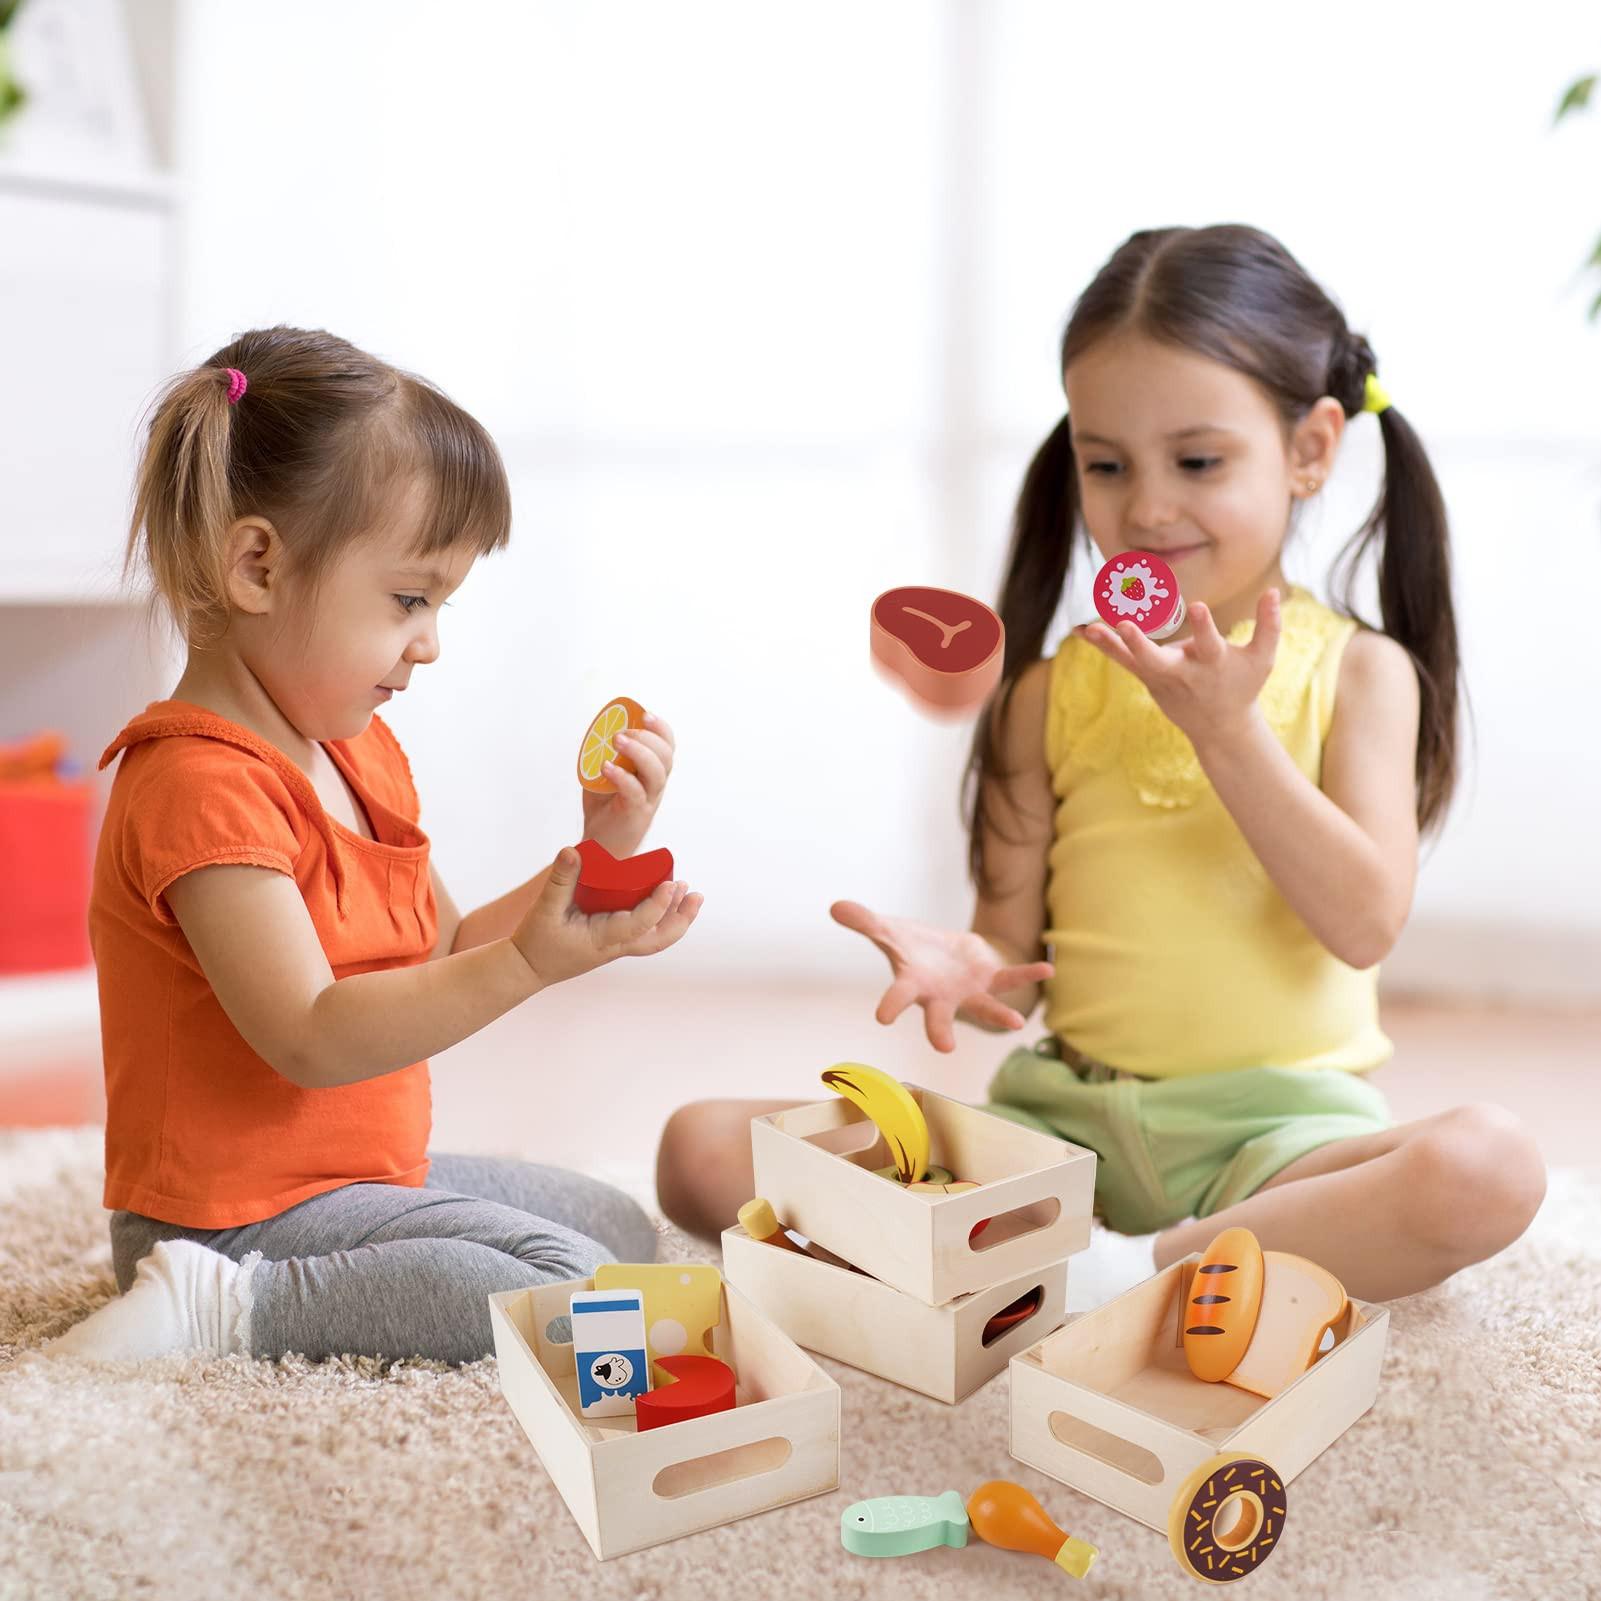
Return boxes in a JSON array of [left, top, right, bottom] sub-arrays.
[[722, 1223, 1070, 1403], [1008, 1254, 1389, 1533], [489, 1276, 841, 1560], [749, 1085, 1095, 1305]]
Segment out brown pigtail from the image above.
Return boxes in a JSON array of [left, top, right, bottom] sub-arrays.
[[962, 414, 1080, 899]]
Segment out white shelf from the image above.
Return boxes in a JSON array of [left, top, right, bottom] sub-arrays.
[[0, 967, 100, 1046], [0, 157, 176, 210]]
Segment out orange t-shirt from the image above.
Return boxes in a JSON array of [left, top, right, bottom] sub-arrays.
[[91, 700, 438, 1228]]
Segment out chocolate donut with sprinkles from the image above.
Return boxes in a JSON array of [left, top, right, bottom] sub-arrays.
[[1166, 1454, 1286, 1583]]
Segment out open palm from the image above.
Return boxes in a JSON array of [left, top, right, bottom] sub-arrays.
[[829, 900, 1055, 1053]]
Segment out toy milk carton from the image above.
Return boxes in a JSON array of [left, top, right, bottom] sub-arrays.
[[569, 1287, 651, 1418]]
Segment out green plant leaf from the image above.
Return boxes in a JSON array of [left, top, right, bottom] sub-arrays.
[[1590, 286, 1601, 323], [1555, 72, 1596, 123]]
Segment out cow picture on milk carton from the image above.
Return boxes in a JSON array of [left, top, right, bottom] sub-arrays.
[[570, 1287, 651, 1417]]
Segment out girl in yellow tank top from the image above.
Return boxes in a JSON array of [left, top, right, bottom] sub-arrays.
[[656, 224, 1547, 1305]]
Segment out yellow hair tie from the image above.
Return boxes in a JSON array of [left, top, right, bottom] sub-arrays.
[[1362, 373, 1392, 415]]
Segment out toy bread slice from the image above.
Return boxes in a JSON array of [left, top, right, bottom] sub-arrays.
[[1182, 1227, 1265, 1382], [1225, 1251, 1348, 1400]]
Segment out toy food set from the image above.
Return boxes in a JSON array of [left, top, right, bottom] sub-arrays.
[[1093, 550, 1186, 640], [576, 694, 647, 793], [724, 1064, 1093, 1402], [870, 585, 1005, 719], [748, 1066, 1093, 1303], [1009, 1224, 1385, 1584], [840, 1480, 1097, 1579], [0, 729, 93, 975], [1180, 1226, 1350, 1400], [490, 1264, 840, 1560], [572, 837, 674, 914]]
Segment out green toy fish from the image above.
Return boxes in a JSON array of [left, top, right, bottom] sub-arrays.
[[840, 1491, 970, 1557]]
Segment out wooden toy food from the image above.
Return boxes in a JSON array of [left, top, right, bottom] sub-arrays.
[[979, 1285, 1044, 1345], [967, 1480, 1098, 1579], [1166, 1455, 1285, 1584], [593, 1263, 724, 1373], [737, 1198, 864, 1273], [1226, 1253, 1347, 1400], [1181, 1226, 1349, 1399], [1093, 550, 1185, 640], [840, 1491, 970, 1557], [1181, 1227, 1264, 1381], [572, 837, 674, 914], [870, 585, 1005, 719], [576, 695, 647, 793], [822, 1063, 931, 1185], [569, 1288, 651, 1418], [880, 1163, 953, 1186], [632, 1355, 736, 1431], [738, 1197, 811, 1256]]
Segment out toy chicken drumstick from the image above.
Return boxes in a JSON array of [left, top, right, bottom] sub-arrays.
[[967, 1481, 1097, 1579]]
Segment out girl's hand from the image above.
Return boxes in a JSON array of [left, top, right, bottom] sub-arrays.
[[581, 711, 676, 859], [512, 845, 701, 988], [1079, 587, 1283, 749], [830, 900, 1055, 1053]]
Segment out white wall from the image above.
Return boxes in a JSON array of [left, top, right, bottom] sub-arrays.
[[167, 0, 1601, 994]]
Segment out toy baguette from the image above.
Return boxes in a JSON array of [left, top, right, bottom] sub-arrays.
[[1182, 1227, 1265, 1382]]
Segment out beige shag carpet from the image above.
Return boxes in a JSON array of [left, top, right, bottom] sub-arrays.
[[1, 1127, 1597, 1601]]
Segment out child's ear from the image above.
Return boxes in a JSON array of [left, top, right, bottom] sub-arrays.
[[223, 516, 284, 615], [1288, 395, 1346, 493]]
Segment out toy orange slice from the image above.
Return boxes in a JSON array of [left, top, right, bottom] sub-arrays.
[[577, 696, 646, 794], [1182, 1226, 1265, 1383]]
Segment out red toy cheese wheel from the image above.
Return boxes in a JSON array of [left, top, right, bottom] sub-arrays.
[[1093, 551, 1185, 639]]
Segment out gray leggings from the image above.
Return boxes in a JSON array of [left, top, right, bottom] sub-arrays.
[[108, 1153, 660, 1365]]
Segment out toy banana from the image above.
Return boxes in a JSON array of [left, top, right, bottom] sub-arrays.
[[821, 1062, 930, 1185]]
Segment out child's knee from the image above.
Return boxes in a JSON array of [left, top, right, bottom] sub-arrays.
[[1404, 1103, 1546, 1256], [656, 1101, 722, 1192], [655, 1101, 738, 1228]]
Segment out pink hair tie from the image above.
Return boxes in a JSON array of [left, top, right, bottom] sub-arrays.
[[224, 367, 248, 405]]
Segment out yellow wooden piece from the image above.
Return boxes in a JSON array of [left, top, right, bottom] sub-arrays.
[[1226, 1252, 1348, 1400], [821, 1063, 931, 1184], [594, 1262, 725, 1375]]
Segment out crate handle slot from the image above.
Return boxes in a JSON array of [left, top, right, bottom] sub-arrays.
[[1046, 1410, 1165, 1485], [980, 1284, 1045, 1348], [803, 1120, 887, 1161], [650, 1435, 794, 1500], [969, 1196, 1061, 1252]]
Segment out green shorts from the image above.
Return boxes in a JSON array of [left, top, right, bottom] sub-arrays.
[[983, 1038, 1394, 1237]]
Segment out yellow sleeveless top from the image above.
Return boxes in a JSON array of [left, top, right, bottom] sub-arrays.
[[1040, 585, 1392, 1079]]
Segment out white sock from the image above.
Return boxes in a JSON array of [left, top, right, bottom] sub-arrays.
[[1067, 1226, 1160, 1314], [43, 1240, 263, 1361]]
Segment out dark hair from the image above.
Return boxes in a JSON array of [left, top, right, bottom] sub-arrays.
[[963, 224, 1461, 898], [125, 325, 511, 647]]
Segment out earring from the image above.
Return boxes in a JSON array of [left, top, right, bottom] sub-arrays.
[[1302, 477, 1321, 494]]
